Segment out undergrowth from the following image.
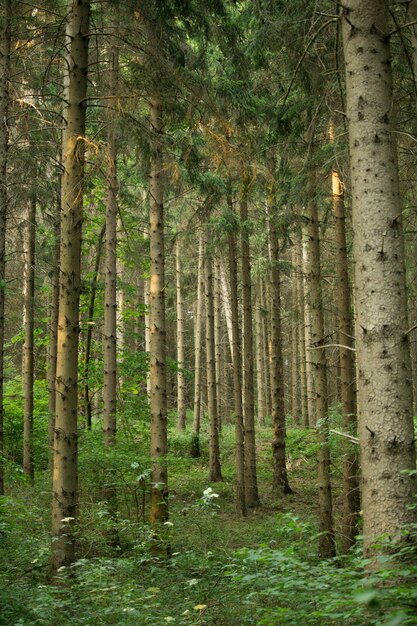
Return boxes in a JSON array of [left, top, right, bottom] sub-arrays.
[[1, 407, 416, 626]]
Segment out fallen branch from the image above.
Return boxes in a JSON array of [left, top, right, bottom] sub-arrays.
[[308, 343, 356, 352], [330, 429, 359, 444]]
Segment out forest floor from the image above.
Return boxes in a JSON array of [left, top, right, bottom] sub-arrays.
[[1, 415, 417, 626]]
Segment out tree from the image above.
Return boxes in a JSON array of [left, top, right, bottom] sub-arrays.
[[341, 0, 416, 555], [103, 27, 119, 449], [205, 226, 223, 483], [176, 236, 187, 430], [227, 198, 246, 514], [303, 146, 335, 558], [146, 14, 169, 529], [51, 0, 90, 574], [191, 231, 204, 457], [266, 167, 291, 496], [22, 194, 36, 480], [329, 122, 360, 551], [0, 0, 10, 497], [240, 170, 260, 508]]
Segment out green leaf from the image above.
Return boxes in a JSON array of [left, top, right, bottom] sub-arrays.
[[354, 590, 379, 606]]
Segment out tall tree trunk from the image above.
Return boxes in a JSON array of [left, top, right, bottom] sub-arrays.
[[329, 124, 360, 552], [102, 35, 119, 546], [267, 178, 291, 495], [219, 260, 234, 362], [302, 234, 314, 427], [84, 225, 105, 429], [214, 259, 222, 429], [0, 0, 10, 497], [103, 41, 118, 448], [205, 228, 222, 482], [342, 0, 416, 554], [296, 229, 308, 428], [47, 204, 60, 461], [255, 278, 266, 427], [260, 278, 272, 418], [143, 228, 151, 399], [240, 172, 260, 507], [149, 92, 169, 528], [304, 175, 335, 558], [22, 195, 36, 480], [116, 217, 124, 387], [191, 232, 204, 457], [228, 217, 246, 515], [51, 0, 90, 574], [176, 237, 186, 430], [291, 244, 300, 425]]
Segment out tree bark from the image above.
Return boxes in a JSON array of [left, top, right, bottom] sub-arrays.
[[255, 278, 266, 427], [191, 231, 204, 457], [22, 195, 36, 481], [302, 234, 314, 428], [291, 244, 300, 425], [176, 237, 186, 430], [240, 172, 260, 507], [149, 92, 169, 528], [103, 40, 119, 448], [205, 228, 222, 482], [219, 260, 234, 362], [213, 258, 223, 429], [0, 0, 10, 497], [83, 225, 104, 429], [143, 228, 151, 399], [303, 175, 335, 558], [329, 124, 360, 552], [228, 216, 246, 515], [266, 177, 291, 496], [102, 32, 119, 546], [342, 0, 416, 554], [51, 0, 90, 574], [47, 203, 60, 461], [296, 229, 308, 428], [260, 278, 272, 418]]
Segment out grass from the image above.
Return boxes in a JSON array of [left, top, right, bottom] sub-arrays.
[[1, 414, 416, 626]]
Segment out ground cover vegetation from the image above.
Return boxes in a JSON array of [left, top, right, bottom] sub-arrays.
[[1, 0, 417, 624], [1, 415, 417, 625]]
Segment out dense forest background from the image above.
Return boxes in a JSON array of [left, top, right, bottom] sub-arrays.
[[1, 1, 417, 624]]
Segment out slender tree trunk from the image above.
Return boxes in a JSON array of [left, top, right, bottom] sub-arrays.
[[291, 244, 300, 425], [304, 178, 335, 558], [0, 0, 10, 497], [267, 179, 291, 495], [342, 0, 416, 554], [191, 232, 204, 457], [205, 228, 222, 482], [240, 172, 260, 507], [260, 278, 271, 418], [102, 35, 119, 546], [302, 235, 314, 427], [255, 278, 266, 427], [176, 237, 186, 430], [214, 259, 222, 429], [51, 0, 90, 574], [116, 217, 124, 387], [228, 218, 246, 515], [47, 204, 60, 460], [84, 225, 104, 429], [103, 41, 118, 448], [219, 260, 234, 362], [329, 125, 360, 552], [22, 195, 36, 480], [143, 228, 151, 400], [149, 92, 169, 528], [296, 229, 308, 428]]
